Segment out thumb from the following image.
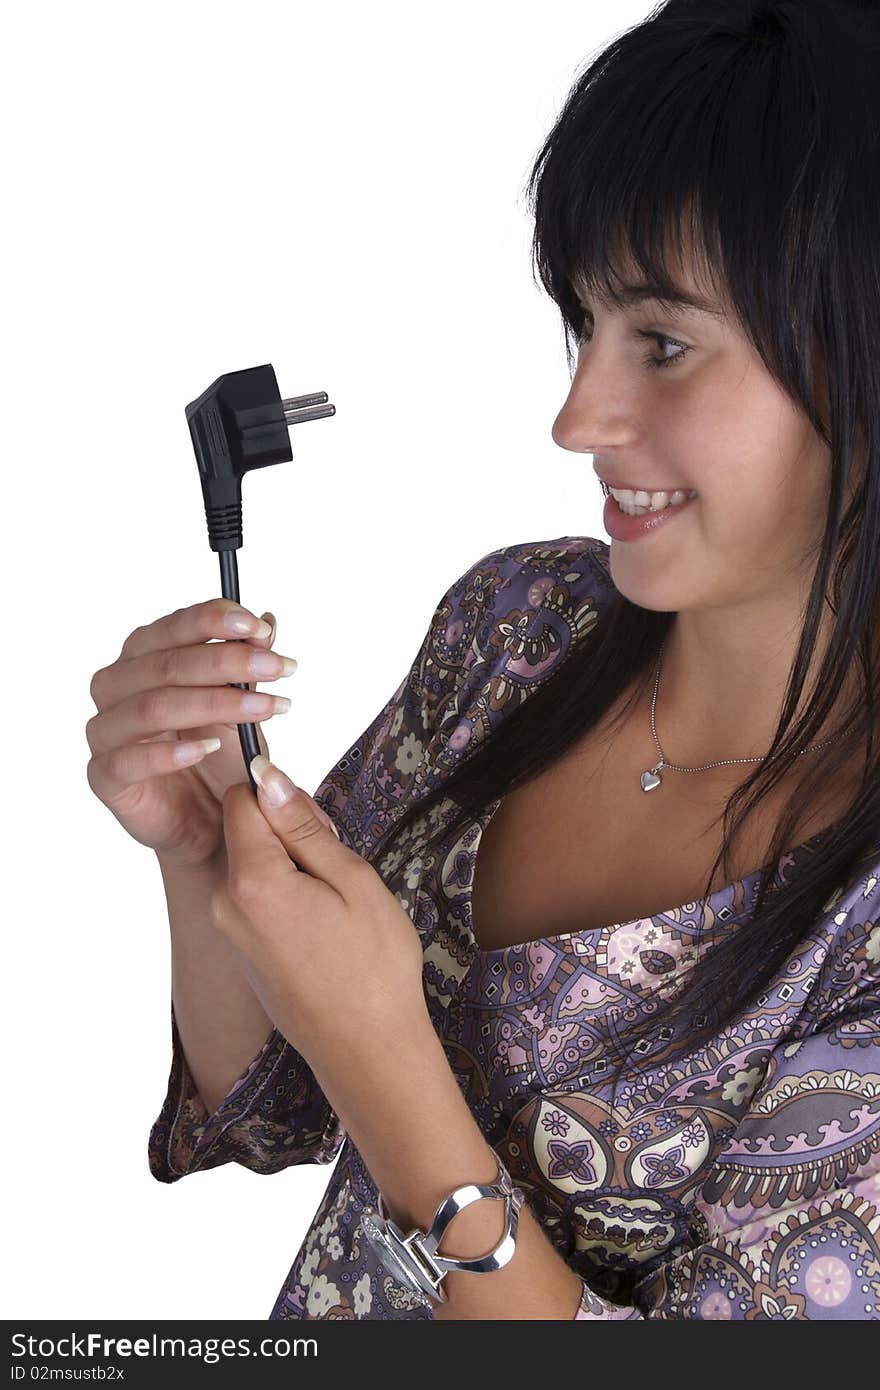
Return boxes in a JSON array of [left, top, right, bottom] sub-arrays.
[[249, 754, 342, 841]]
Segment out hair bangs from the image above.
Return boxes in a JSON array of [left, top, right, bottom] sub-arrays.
[[523, 0, 876, 413]]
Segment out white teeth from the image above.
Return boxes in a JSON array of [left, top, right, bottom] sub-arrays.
[[609, 486, 698, 516]]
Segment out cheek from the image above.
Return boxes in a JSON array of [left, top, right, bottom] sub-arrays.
[[702, 463, 817, 517], [695, 467, 830, 583], [688, 384, 828, 532]]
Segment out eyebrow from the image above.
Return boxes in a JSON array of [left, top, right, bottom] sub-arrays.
[[575, 281, 726, 321]]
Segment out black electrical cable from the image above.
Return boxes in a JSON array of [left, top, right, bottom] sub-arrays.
[[218, 547, 263, 791], [184, 364, 335, 794]]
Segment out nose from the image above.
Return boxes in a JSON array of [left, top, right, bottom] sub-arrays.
[[551, 351, 638, 455]]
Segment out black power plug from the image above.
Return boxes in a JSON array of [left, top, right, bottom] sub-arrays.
[[185, 363, 335, 792]]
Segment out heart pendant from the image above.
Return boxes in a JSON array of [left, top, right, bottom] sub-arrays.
[[640, 769, 662, 792]]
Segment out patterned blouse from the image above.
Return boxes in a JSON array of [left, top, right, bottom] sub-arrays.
[[149, 535, 880, 1320]]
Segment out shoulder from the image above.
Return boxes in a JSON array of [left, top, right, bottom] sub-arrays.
[[416, 534, 616, 736], [316, 536, 614, 841], [441, 533, 613, 611], [428, 533, 615, 655]]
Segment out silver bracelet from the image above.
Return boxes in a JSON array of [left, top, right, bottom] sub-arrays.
[[360, 1149, 525, 1307]]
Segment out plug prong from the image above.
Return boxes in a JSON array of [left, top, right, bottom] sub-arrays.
[[283, 403, 336, 424], [281, 392, 329, 409]]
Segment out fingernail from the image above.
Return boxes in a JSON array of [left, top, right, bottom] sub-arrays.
[[260, 611, 277, 642], [250, 754, 296, 806], [226, 609, 271, 637]]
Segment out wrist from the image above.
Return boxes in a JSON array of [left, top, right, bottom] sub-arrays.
[[385, 1142, 506, 1251], [361, 1144, 526, 1310], [319, 1024, 495, 1233], [156, 843, 227, 883]]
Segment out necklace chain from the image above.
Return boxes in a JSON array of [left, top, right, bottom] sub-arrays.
[[640, 637, 843, 792]]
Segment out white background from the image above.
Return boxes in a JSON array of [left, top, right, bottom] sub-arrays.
[[3, 0, 638, 1319]]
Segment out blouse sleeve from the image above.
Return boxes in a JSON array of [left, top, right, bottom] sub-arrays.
[[572, 998, 880, 1319], [149, 546, 515, 1183]]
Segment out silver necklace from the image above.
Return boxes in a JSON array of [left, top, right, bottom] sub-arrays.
[[639, 637, 843, 792]]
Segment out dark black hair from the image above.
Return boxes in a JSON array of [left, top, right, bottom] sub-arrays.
[[371, 0, 880, 1075]]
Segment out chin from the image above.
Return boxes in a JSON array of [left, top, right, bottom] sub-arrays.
[[607, 551, 705, 613]]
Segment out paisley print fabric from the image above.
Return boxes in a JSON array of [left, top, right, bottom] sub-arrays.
[[148, 535, 880, 1320]]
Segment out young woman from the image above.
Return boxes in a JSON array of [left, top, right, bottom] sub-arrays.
[[88, 0, 880, 1319]]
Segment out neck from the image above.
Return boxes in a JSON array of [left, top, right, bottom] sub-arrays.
[[653, 600, 858, 771]]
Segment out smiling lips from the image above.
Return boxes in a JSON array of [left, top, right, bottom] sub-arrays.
[[597, 474, 695, 493], [609, 486, 697, 515]]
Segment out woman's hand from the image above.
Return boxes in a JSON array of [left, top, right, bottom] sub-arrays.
[[211, 755, 430, 1081], [86, 600, 297, 870]]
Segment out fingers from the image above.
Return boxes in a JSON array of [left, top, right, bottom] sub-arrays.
[[87, 604, 290, 757], [90, 627, 296, 715], [227, 612, 277, 736], [116, 597, 272, 665], [86, 736, 223, 804], [90, 598, 271, 712], [85, 685, 290, 758]]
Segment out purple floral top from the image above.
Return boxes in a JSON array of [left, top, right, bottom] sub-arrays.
[[149, 536, 880, 1320]]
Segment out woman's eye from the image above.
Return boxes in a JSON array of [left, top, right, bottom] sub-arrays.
[[638, 331, 690, 370], [574, 316, 690, 371]]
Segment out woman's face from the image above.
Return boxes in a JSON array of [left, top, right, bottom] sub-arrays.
[[551, 257, 837, 617]]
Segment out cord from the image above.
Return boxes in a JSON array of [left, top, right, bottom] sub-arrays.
[[219, 547, 263, 794], [184, 363, 335, 794]]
